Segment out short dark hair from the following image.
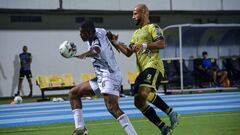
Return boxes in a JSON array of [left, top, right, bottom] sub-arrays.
[[202, 51, 208, 56], [80, 20, 96, 33]]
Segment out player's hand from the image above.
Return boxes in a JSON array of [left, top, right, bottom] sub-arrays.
[[132, 44, 143, 52], [107, 31, 118, 42], [107, 31, 121, 53]]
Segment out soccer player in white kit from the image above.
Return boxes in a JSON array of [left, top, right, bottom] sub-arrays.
[[69, 20, 138, 135]]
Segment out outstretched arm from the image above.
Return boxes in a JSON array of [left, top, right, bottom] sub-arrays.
[[107, 31, 133, 57], [113, 42, 134, 57], [75, 46, 100, 59]]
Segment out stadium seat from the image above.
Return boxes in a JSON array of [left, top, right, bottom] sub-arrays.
[[62, 73, 75, 87], [127, 72, 139, 95], [175, 59, 195, 88], [49, 74, 64, 87], [80, 73, 96, 82], [127, 72, 139, 85], [163, 60, 180, 88], [36, 75, 50, 89], [36, 74, 75, 101]]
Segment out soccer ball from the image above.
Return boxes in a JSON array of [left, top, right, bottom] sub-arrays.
[[59, 41, 77, 58], [14, 96, 23, 104]]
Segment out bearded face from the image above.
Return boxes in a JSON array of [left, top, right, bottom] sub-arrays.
[[132, 8, 143, 26]]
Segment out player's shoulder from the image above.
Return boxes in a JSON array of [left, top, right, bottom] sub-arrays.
[[96, 28, 107, 36], [19, 52, 28, 57], [148, 23, 161, 30], [96, 28, 108, 41]]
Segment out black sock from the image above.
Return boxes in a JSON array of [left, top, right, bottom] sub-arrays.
[[147, 92, 172, 114], [142, 105, 165, 129]]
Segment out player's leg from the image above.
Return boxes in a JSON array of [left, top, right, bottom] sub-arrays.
[[15, 71, 24, 96], [147, 70, 179, 130], [135, 68, 179, 130], [100, 72, 137, 135], [218, 70, 228, 84], [211, 70, 218, 84], [26, 70, 33, 97], [134, 86, 171, 135], [103, 93, 123, 118], [26, 78, 33, 97], [16, 79, 23, 96], [69, 80, 95, 135], [103, 93, 137, 135], [146, 89, 179, 130]]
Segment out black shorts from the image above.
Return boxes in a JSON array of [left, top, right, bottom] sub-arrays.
[[19, 70, 32, 80], [133, 68, 163, 95]]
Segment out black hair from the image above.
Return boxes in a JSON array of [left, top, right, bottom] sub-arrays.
[[80, 20, 96, 33], [202, 51, 208, 56]]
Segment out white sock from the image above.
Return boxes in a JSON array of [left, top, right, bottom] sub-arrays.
[[117, 113, 138, 135], [73, 109, 85, 129]]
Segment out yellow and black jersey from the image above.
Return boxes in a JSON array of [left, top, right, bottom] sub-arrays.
[[130, 23, 165, 76]]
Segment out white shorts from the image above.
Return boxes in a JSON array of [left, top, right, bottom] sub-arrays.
[[89, 71, 122, 96]]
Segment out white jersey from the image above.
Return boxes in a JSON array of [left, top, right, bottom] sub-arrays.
[[87, 28, 120, 76], [87, 28, 122, 96]]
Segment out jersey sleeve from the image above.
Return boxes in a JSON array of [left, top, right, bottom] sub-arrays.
[[150, 24, 164, 41]]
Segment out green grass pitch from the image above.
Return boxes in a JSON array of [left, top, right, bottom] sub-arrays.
[[1, 111, 240, 135]]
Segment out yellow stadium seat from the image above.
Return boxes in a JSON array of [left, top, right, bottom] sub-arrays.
[[80, 73, 96, 82], [62, 73, 75, 87], [36, 74, 76, 101], [36, 75, 50, 89], [90, 73, 96, 79], [49, 74, 64, 87], [127, 72, 139, 84]]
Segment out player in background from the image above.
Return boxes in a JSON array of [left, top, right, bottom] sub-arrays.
[[108, 4, 180, 135], [69, 20, 137, 135], [15, 46, 33, 97]]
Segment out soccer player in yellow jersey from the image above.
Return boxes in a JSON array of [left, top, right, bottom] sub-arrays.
[[108, 4, 180, 135]]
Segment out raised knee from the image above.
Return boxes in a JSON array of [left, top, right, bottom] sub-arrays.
[[69, 87, 79, 98]]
